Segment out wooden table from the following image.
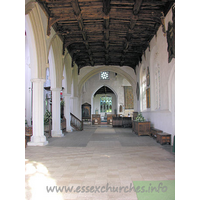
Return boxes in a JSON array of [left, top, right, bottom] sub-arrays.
[[156, 132, 171, 145]]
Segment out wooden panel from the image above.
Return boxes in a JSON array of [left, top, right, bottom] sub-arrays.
[[112, 117, 123, 127], [122, 117, 132, 128], [156, 132, 171, 145], [107, 114, 116, 125], [133, 112, 138, 120], [150, 127, 163, 138], [146, 88, 150, 108], [92, 114, 101, 125], [38, 0, 175, 69], [112, 117, 132, 127], [132, 121, 150, 136]]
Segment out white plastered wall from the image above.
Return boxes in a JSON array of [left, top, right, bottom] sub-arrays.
[[81, 72, 135, 118], [136, 7, 175, 144]]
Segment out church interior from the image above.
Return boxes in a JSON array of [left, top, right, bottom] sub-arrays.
[[22, 0, 191, 199]]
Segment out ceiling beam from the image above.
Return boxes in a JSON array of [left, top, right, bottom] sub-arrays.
[[129, 15, 138, 30], [37, 0, 174, 69], [119, 0, 142, 66], [103, 15, 110, 64], [71, 0, 81, 16], [102, 0, 111, 16], [70, 0, 94, 67], [133, 0, 143, 15]]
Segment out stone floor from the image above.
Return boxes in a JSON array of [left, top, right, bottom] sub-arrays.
[[25, 125, 175, 200]]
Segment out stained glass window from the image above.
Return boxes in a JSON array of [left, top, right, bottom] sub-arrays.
[[100, 97, 112, 113]]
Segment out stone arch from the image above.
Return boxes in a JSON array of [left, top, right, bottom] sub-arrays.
[[25, 1, 37, 15], [139, 63, 147, 111], [168, 64, 175, 141], [25, 2, 48, 79], [78, 66, 136, 96], [91, 84, 118, 100], [48, 35, 63, 89], [25, 22, 32, 126], [168, 64, 175, 112], [149, 45, 159, 110], [63, 53, 72, 94], [25, 15, 38, 79], [48, 45, 56, 89], [91, 84, 118, 115]]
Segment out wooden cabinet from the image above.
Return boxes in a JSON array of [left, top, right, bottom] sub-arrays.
[[112, 117, 123, 127], [107, 114, 116, 125], [112, 117, 132, 127], [132, 121, 150, 136], [133, 112, 138, 120], [92, 114, 101, 125], [122, 117, 132, 127]]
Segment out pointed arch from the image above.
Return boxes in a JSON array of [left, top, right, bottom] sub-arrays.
[[91, 84, 118, 100], [78, 66, 136, 96], [91, 84, 118, 115], [25, 3, 48, 79], [63, 53, 72, 94], [48, 35, 63, 88], [25, 14, 38, 79]]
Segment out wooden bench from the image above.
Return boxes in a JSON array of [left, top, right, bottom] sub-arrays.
[[156, 132, 171, 145], [150, 127, 163, 138]]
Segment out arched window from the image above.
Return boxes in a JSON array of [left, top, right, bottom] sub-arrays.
[[155, 65, 161, 109], [140, 67, 147, 111], [100, 96, 112, 113], [100, 71, 109, 80]]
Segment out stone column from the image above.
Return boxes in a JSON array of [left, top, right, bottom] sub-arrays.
[[70, 96, 79, 117], [51, 88, 64, 137], [28, 78, 48, 146], [63, 92, 72, 132]]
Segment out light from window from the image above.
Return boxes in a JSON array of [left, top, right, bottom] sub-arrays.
[[100, 97, 112, 113], [155, 66, 161, 109], [141, 74, 146, 110], [100, 71, 109, 80]]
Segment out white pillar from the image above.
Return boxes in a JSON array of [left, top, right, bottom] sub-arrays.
[[63, 92, 72, 132], [51, 88, 64, 137], [28, 78, 48, 146], [70, 96, 79, 117]]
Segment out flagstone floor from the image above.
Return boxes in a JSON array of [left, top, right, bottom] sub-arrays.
[[25, 125, 175, 200]]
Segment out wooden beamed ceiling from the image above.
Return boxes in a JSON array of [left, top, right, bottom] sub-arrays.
[[37, 0, 174, 72]]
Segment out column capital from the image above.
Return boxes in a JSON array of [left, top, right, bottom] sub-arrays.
[[31, 78, 46, 83], [51, 87, 61, 91], [70, 96, 78, 99], [63, 92, 71, 97]]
